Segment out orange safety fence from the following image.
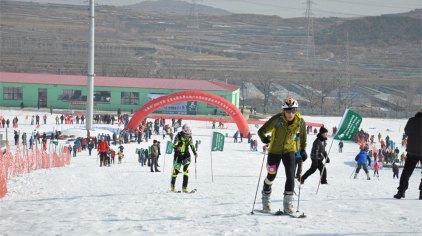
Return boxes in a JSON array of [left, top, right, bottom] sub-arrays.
[[0, 144, 71, 198]]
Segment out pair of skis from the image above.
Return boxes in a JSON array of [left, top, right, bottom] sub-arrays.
[[252, 209, 306, 218], [172, 188, 197, 194]]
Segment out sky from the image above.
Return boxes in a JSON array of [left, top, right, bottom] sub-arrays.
[[13, 0, 422, 18]]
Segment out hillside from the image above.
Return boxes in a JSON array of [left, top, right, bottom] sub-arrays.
[[386, 8, 422, 19], [0, 1, 421, 116], [125, 0, 231, 16], [316, 15, 422, 46]]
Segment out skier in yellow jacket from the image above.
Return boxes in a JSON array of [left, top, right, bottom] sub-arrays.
[[257, 98, 307, 213]]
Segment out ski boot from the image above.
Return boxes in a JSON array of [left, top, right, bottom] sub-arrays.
[[170, 184, 176, 192], [182, 187, 189, 193], [283, 191, 295, 214], [261, 190, 272, 212], [393, 190, 405, 199], [367, 174, 371, 180], [354, 173, 358, 179], [419, 191, 422, 200]]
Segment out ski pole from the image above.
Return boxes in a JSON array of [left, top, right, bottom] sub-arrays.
[[195, 156, 197, 180], [350, 167, 356, 179], [170, 158, 175, 190], [163, 153, 166, 173], [250, 151, 267, 215], [316, 139, 334, 195], [316, 158, 328, 195], [297, 175, 303, 212]]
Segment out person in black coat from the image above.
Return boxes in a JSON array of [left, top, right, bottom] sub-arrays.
[[338, 140, 344, 153], [301, 126, 329, 185], [394, 111, 422, 199]]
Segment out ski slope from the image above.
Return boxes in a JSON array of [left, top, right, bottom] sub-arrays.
[[1, 109, 421, 235]]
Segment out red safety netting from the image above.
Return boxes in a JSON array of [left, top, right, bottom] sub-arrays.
[[0, 144, 71, 198]]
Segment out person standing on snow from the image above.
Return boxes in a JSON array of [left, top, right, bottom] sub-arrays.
[[354, 146, 371, 180], [338, 140, 344, 153], [394, 111, 422, 200], [300, 126, 329, 185], [392, 161, 400, 179], [43, 114, 47, 125], [150, 140, 160, 172], [117, 150, 125, 164], [171, 124, 198, 192], [373, 161, 380, 177], [97, 137, 110, 167], [257, 97, 307, 213]]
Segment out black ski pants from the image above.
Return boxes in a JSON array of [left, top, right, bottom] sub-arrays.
[[99, 152, 107, 167], [398, 154, 422, 193], [356, 163, 369, 174], [171, 155, 191, 188], [302, 158, 327, 183], [263, 152, 295, 193]]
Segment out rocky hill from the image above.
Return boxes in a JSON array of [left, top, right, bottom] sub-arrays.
[[0, 0, 421, 116], [316, 14, 422, 46], [125, 0, 231, 16]]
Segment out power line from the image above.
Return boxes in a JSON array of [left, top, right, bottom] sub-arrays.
[[305, 0, 316, 69], [187, 0, 201, 54]]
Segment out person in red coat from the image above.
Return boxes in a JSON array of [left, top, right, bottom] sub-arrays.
[[97, 137, 110, 167]]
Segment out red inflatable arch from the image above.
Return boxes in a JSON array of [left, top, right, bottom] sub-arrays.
[[126, 91, 250, 136]]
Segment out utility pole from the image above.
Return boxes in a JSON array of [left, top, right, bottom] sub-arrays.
[[345, 32, 353, 109], [86, 0, 95, 130]]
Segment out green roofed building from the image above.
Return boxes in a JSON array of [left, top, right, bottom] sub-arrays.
[[0, 72, 240, 115]]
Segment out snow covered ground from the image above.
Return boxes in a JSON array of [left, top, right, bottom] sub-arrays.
[[1, 109, 421, 236]]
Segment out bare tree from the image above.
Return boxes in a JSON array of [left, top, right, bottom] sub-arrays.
[[301, 73, 319, 114], [257, 58, 277, 114]]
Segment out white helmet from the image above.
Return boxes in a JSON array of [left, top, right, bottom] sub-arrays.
[[281, 97, 299, 109], [182, 124, 192, 135]]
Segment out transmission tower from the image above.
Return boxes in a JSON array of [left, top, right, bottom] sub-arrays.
[[187, 0, 201, 54], [304, 0, 315, 67], [345, 32, 351, 81]]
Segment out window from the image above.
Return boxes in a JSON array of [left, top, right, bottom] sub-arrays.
[[3, 87, 22, 100], [121, 92, 139, 105], [58, 90, 82, 101], [94, 91, 111, 103]]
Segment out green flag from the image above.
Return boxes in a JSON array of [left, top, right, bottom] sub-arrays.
[[165, 141, 173, 154], [211, 132, 225, 152], [334, 109, 363, 140]]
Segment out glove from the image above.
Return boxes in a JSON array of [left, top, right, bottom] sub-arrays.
[[300, 149, 308, 162], [262, 136, 271, 144], [326, 157, 330, 164]]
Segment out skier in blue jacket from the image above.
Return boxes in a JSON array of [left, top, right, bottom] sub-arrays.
[[354, 147, 371, 180]]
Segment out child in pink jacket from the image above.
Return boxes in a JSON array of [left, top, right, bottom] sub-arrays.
[[373, 162, 380, 177]]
